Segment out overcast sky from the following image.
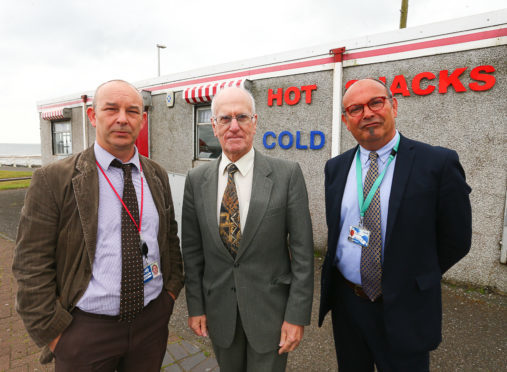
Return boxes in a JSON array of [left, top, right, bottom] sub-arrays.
[[0, 0, 505, 144]]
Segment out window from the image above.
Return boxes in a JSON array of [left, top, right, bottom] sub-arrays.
[[195, 106, 221, 159], [52, 121, 72, 155]]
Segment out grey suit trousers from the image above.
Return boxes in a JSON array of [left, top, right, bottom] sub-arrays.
[[212, 309, 288, 372]]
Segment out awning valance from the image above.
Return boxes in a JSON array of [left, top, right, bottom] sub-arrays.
[[41, 108, 72, 121], [183, 79, 250, 104]]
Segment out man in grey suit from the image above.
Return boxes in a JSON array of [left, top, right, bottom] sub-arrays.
[[182, 86, 314, 371], [13, 80, 184, 370]]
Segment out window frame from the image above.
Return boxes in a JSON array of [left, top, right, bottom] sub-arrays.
[[194, 105, 221, 160], [51, 120, 72, 156]]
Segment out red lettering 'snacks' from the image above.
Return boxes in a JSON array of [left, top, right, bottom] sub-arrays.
[[344, 65, 496, 97], [469, 65, 496, 91]]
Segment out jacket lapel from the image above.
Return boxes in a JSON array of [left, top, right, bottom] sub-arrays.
[[385, 135, 415, 247], [140, 157, 165, 244], [200, 158, 232, 259], [327, 147, 356, 251], [236, 151, 273, 260], [72, 147, 99, 266]]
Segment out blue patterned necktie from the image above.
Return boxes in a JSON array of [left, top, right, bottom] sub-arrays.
[[360, 152, 383, 301], [219, 164, 241, 258], [111, 159, 144, 322]]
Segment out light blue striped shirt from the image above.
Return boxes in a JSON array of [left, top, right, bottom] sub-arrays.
[[336, 131, 400, 285], [76, 142, 162, 315]]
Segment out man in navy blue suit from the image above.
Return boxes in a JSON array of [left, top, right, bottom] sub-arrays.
[[319, 78, 472, 371]]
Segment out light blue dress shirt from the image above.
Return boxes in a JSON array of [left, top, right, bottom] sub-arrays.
[[335, 131, 400, 285], [76, 142, 162, 315]]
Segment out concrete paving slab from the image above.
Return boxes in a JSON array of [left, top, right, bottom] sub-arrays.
[[179, 353, 206, 370], [191, 356, 219, 372], [162, 351, 174, 366], [181, 340, 201, 354], [162, 363, 182, 372], [167, 343, 190, 361]]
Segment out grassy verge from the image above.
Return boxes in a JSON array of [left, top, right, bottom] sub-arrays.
[[0, 170, 33, 190]]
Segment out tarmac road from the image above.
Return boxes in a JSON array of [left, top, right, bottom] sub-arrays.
[[1, 187, 506, 371]]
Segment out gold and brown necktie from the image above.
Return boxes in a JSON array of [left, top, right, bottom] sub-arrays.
[[111, 159, 144, 322], [219, 163, 241, 258], [360, 152, 383, 301]]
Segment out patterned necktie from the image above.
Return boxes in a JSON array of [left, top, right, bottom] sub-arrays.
[[360, 152, 383, 301], [111, 159, 144, 322], [219, 163, 241, 258]]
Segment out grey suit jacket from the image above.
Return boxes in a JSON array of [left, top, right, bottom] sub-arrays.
[[12, 146, 184, 363], [182, 150, 314, 353]]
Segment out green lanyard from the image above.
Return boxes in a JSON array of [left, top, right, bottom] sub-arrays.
[[356, 136, 400, 222]]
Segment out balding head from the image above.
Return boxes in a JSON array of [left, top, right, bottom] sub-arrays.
[[341, 78, 398, 151], [92, 80, 142, 110], [212, 86, 256, 117], [343, 78, 391, 108], [87, 79, 146, 162]]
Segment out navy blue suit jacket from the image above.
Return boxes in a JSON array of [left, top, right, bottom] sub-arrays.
[[319, 135, 472, 353]]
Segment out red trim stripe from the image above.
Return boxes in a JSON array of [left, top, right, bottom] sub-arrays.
[[39, 28, 506, 110], [147, 56, 334, 93], [344, 28, 507, 61], [38, 97, 93, 111]]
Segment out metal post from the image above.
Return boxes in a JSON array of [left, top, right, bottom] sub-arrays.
[[156, 44, 166, 77], [400, 0, 409, 29], [501, 188, 507, 264], [330, 48, 346, 158]]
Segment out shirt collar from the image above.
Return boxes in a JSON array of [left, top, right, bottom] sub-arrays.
[[219, 147, 255, 177], [359, 130, 400, 165], [94, 141, 141, 171]]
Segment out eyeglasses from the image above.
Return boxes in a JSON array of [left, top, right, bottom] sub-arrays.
[[343, 96, 390, 117], [213, 114, 255, 127]]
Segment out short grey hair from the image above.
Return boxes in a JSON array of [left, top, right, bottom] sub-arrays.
[[211, 86, 256, 117], [92, 79, 142, 109]]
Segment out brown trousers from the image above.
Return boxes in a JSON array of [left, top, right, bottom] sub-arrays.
[[54, 291, 174, 372]]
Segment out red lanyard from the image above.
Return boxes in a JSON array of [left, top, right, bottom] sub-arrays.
[[96, 160, 144, 234]]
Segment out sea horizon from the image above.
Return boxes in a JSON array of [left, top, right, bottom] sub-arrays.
[[0, 143, 41, 156]]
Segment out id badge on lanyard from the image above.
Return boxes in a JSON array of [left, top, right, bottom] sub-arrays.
[[347, 137, 399, 248]]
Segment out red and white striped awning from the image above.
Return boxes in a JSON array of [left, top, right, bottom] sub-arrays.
[[41, 108, 71, 121], [183, 79, 248, 104]]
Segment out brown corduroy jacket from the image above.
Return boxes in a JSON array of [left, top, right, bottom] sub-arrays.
[[12, 146, 184, 363]]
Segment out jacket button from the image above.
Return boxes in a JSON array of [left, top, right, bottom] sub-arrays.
[[234, 263, 239, 268], [231, 287, 236, 292]]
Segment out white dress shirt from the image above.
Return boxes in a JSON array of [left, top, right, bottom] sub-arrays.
[[216, 147, 255, 231]]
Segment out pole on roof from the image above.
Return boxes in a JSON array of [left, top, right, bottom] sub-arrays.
[[400, 0, 409, 29]]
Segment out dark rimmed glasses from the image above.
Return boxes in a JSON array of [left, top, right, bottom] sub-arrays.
[[213, 114, 255, 127], [343, 96, 391, 117]]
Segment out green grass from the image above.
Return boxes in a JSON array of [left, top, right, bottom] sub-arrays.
[[0, 170, 34, 178], [0, 179, 31, 190], [0, 170, 33, 190]]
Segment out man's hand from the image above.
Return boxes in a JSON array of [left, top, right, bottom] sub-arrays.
[[278, 321, 304, 354], [48, 334, 62, 353], [188, 315, 208, 337], [168, 291, 176, 301]]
